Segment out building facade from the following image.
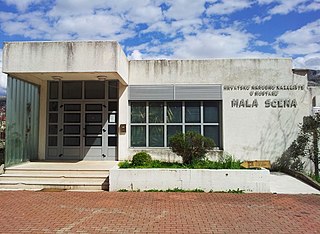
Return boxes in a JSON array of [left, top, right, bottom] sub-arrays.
[[2, 41, 319, 166]]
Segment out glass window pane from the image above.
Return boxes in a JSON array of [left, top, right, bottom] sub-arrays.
[[86, 104, 102, 111], [86, 113, 102, 123], [149, 102, 164, 123], [167, 125, 182, 146], [49, 102, 58, 111], [49, 125, 58, 134], [85, 125, 102, 134], [131, 102, 146, 123], [167, 102, 182, 123], [109, 102, 117, 112], [63, 136, 80, 146], [64, 125, 80, 134], [85, 81, 105, 99], [204, 101, 219, 123], [85, 137, 102, 146], [48, 136, 57, 146], [185, 125, 201, 134], [49, 113, 58, 123], [108, 81, 118, 99], [49, 82, 59, 99], [149, 126, 164, 147], [185, 101, 200, 123], [108, 125, 117, 134], [108, 137, 117, 146], [64, 104, 81, 111], [64, 113, 81, 123], [131, 126, 146, 147], [204, 126, 220, 147], [62, 82, 82, 99]]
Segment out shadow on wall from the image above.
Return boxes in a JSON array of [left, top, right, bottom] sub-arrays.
[[257, 92, 308, 162]]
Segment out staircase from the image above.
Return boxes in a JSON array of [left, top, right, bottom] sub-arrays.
[[0, 161, 118, 191]]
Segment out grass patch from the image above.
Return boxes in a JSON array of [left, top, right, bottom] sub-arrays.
[[209, 188, 245, 194], [120, 188, 205, 192], [118, 158, 242, 169]]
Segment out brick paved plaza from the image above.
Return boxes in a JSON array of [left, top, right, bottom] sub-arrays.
[[0, 191, 319, 233]]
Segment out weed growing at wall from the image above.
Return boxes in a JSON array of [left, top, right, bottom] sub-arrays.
[[118, 153, 242, 169]]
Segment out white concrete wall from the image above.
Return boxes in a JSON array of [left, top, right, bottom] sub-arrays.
[[109, 168, 270, 193], [3, 41, 129, 84], [127, 59, 311, 162]]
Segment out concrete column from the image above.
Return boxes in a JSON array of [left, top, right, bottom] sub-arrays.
[[118, 83, 129, 161], [38, 80, 47, 160]]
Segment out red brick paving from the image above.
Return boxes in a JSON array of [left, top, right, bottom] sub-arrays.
[[0, 191, 319, 233]]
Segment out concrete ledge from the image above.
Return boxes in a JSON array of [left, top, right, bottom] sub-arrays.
[[109, 167, 270, 193], [281, 168, 320, 191]]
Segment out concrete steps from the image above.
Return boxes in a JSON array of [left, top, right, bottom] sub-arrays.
[[0, 161, 117, 191]]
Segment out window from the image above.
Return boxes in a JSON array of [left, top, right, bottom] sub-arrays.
[[131, 102, 146, 123], [167, 102, 182, 123], [62, 81, 82, 99], [85, 81, 105, 99], [185, 101, 200, 123], [130, 101, 221, 148]]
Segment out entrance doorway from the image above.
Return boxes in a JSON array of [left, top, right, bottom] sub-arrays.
[[46, 80, 118, 161]]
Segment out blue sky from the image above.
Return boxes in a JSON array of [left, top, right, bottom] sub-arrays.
[[0, 0, 319, 95]]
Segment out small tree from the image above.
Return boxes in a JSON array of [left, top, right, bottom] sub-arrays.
[[169, 131, 215, 164], [274, 114, 320, 178], [300, 114, 320, 178]]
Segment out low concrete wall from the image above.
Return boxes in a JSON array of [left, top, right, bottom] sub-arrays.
[[109, 167, 270, 193]]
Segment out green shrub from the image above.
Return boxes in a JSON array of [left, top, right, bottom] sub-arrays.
[[132, 152, 152, 166], [118, 160, 131, 168], [169, 131, 215, 164]]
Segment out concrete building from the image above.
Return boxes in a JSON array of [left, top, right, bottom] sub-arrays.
[[2, 40, 319, 167]]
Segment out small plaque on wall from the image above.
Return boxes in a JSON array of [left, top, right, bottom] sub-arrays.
[[120, 124, 126, 133]]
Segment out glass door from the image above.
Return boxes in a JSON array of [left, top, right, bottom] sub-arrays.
[[46, 80, 118, 161], [61, 103, 82, 160], [83, 103, 106, 160]]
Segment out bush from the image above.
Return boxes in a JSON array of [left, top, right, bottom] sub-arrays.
[[131, 152, 152, 166], [169, 131, 215, 164]]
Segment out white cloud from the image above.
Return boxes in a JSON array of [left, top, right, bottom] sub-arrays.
[[298, 0, 320, 12], [0, 11, 16, 21], [3, 0, 42, 12], [49, 0, 163, 25], [132, 27, 273, 60], [55, 13, 126, 39], [129, 50, 143, 60], [255, 40, 269, 46], [164, 0, 207, 20], [275, 19, 320, 56], [253, 15, 271, 24], [143, 18, 203, 37], [257, 0, 320, 16], [170, 29, 253, 58], [293, 53, 320, 70], [1, 11, 52, 39], [206, 0, 253, 15], [268, 0, 306, 15]]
